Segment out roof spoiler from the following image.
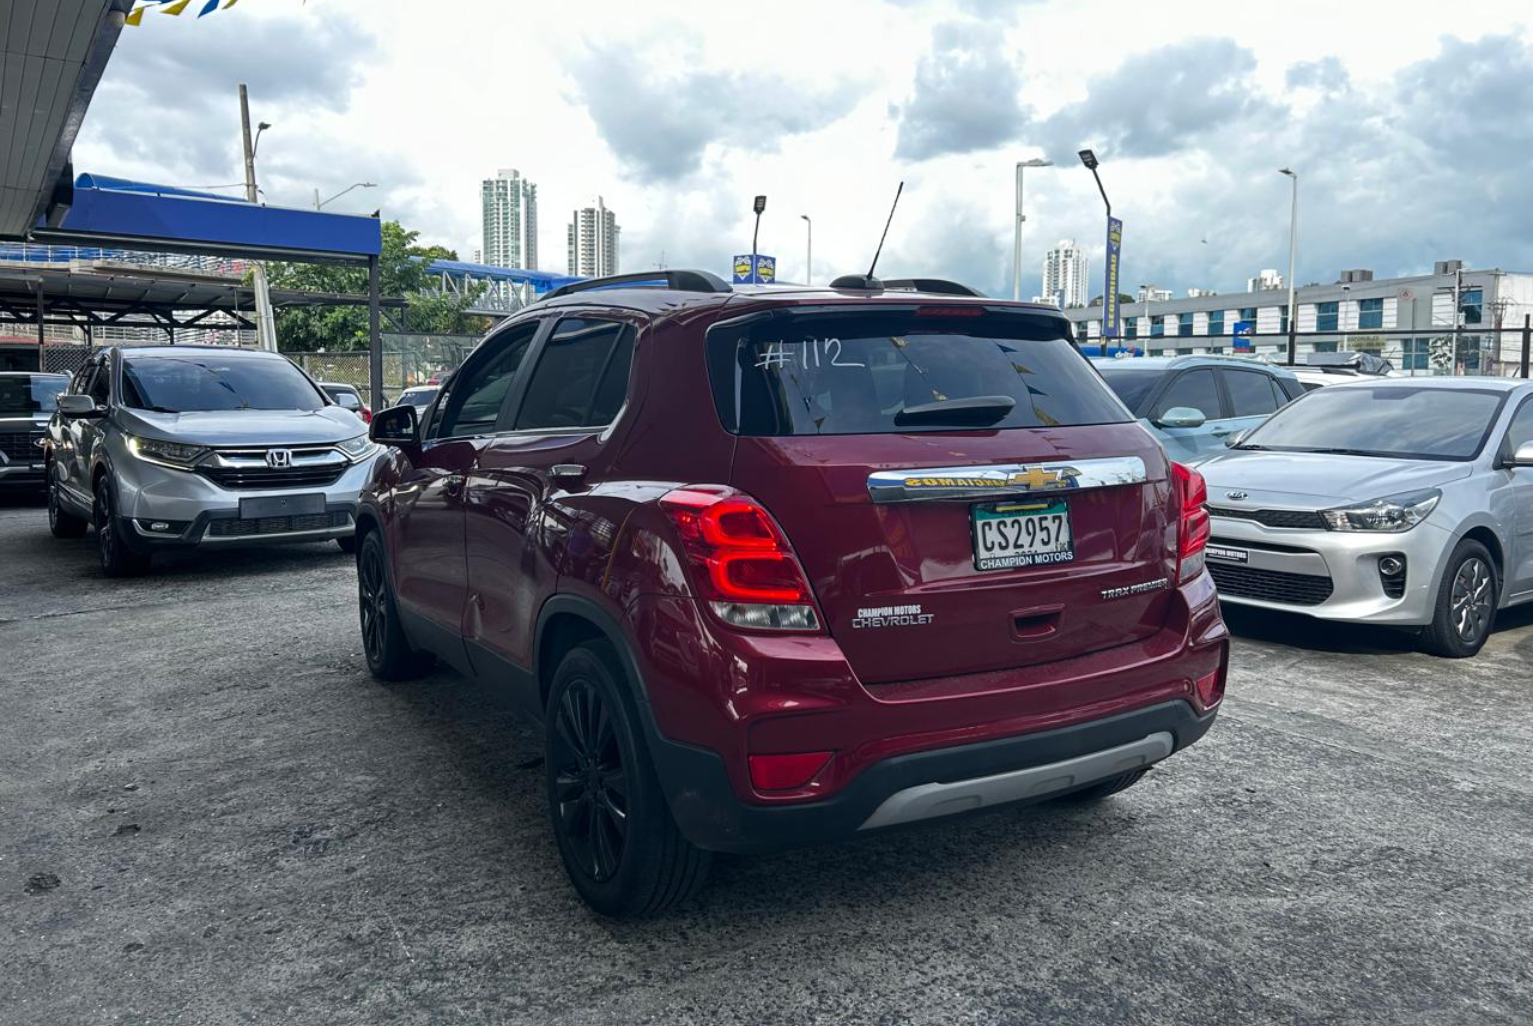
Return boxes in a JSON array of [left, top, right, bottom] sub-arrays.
[[542, 269, 731, 302]]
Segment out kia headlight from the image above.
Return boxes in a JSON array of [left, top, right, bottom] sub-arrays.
[[127, 435, 210, 469], [1322, 489, 1440, 532], [336, 433, 376, 460]]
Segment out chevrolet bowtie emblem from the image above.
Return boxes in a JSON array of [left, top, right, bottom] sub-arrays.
[[1009, 467, 1069, 490]]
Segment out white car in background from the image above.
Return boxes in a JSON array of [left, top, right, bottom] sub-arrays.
[[1198, 377, 1533, 657]]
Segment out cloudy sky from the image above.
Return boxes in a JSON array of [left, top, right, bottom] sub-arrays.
[[75, 0, 1533, 300]]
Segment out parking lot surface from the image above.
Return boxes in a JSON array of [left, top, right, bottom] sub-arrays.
[[3, 496, 1532, 1026]]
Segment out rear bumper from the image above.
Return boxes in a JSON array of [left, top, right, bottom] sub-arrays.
[[629, 573, 1229, 853], [650, 699, 1217, 853]]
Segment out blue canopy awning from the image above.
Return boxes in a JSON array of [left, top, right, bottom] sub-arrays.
[[32, 174, 381, 264]]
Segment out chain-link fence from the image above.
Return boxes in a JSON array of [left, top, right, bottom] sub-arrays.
[[288, 333, 481, 406]]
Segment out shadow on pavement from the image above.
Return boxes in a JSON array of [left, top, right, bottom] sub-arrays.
[[1221, 601, 1533, 655]]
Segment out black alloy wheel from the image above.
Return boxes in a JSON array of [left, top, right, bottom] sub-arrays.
[[356, 531, 433, 680], [93, 477, 148, 576], [550, 678, 628, 883], [48, 470, 87, 538]]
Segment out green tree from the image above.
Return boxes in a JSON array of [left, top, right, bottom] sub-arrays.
[[263, 221, 489, 352]]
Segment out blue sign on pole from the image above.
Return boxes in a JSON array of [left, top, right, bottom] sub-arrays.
[[1103, 217, 1123, 337], [1233, 320, 1255, 352], [732, 254, 777, 284]]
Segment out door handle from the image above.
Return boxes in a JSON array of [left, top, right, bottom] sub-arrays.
[[552, 464, 588, 485]]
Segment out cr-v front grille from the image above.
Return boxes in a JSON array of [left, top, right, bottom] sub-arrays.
[[1209, 562, 1334, 606], [199, 465, 346, 489], [1205, 506, 1327, 530]]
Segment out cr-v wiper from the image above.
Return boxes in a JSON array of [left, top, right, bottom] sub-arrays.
[[893, 395, 1015, 426]]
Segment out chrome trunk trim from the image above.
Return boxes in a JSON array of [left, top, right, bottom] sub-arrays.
[[866, 455, 1148, 504]]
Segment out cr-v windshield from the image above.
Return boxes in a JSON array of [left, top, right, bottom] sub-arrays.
[[0, 375, 69, 416], [1239, 385, 1505, 461], [121, 354, 327, 413], [707, 306, 1130, 435]]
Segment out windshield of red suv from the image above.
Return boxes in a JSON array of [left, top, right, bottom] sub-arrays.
[[708, 306, 1130, 435]]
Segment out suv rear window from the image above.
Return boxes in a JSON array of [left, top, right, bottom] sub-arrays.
[[708, 307, 1129, 435]]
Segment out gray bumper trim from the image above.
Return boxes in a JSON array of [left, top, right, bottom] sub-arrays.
[[858, 730, 1175, 829]]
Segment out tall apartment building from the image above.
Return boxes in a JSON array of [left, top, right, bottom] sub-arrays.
[[481, 169, 538, 270], [567, 197, 620, 278], [1042, 239, 1088, 309], [1248, 268, 1284, 291]]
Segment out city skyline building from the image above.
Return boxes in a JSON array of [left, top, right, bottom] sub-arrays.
[[568, 196, 620, 278], [481, 168, 538, 270], [1042, 238, 1088, 309], [1248, 268, 1285, 291]]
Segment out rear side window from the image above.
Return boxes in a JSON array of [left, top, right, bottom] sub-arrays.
[[516, 319, 634, 430], [1152, 369, 1221, 421], [1223, 369, 1281, 417], [707, 307, 1129, 435], [1094, 367, 1162, 415]]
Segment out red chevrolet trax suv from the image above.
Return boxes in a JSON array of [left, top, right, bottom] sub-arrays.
[[356, 270, 1228, 917]]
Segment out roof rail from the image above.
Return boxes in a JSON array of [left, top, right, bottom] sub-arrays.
[[880, 277, 985, 298], [542, 269, 732, 302]]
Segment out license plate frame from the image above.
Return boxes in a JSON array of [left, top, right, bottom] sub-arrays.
[[970, 499, 1074, 572], [238, 493, 326, 519]]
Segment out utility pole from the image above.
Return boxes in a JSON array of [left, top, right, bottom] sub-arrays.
[[800, 214, 812, 285], [239, 84, 278, 353], [1279, 169, 1298, 366], [1013, 159, 1051, 302]]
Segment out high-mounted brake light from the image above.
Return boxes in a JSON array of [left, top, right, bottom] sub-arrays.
[[660, 487, 822, 632], [914, 306, 984, 317], [1172, 462, 1211, 583]]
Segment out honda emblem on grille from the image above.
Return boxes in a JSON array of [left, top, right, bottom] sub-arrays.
[[1225, 490, 1248, 501], [266, 449, 293, 469]]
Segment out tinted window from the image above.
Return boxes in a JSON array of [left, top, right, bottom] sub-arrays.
[[1245, 386, 1505, 461], [1223, 370, 1280, 417], [88, 362, 112, 405], [437, 324, 535, 437], [1095, 367, 1162, 414], [120, 354, 323, 413], [709, 308, 1129, 436], [1153, 369, 1221, 421], [516, 319, 634, 430], [0, 375, 69, 415]]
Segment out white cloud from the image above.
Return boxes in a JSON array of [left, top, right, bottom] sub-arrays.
[[71, 0, 1533, 298]]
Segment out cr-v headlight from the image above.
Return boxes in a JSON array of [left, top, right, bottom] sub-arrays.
[[1321, 489, 1440, 532], [127, 435, 210, 470], [336, 433, 376, 460]]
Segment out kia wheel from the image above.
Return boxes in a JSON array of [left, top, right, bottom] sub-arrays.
[[1422, 539, 1497, 658]]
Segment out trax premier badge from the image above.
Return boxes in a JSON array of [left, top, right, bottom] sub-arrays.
[[1100, 578, 1169, 601], [851, 603, 934, 629]]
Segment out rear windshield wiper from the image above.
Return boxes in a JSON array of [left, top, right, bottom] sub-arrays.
[[894, 395, 1016, 426]]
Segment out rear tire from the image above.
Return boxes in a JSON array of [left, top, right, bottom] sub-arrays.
[[357, 530, 433, 680], [48, 471, 88, 539], [546, 641, 710, 918], [1051, 769, 1148, 804], [1421, 539, 1497, 658], [93, 477, 149, 577]]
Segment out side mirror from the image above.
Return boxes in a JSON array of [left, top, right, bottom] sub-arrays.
[[1225, 428, 1252, 449], [57, 394, 105, 418], [1155, 406, 1206, 429], [1510, 440, 1533, 468], [369, 404, 420, 447]]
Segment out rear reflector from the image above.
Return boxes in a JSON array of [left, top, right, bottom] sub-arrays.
[[1194, 668, 1224, 708], [748, 751, 833, 791]]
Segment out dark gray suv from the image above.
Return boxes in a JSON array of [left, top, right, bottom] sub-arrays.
[[0, 372, 70, 493]]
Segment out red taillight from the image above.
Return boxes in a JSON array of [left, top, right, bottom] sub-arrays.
[[362, 406, 373, 423], [1172, 462, 1210, 583], [749, 751, 833, 791], [660, 487, 821, 631]]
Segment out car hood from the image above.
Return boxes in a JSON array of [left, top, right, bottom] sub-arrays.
[[1197, 450, 1473, 507], [115, 407, 364, 446]]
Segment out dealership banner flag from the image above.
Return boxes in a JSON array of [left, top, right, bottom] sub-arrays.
[[126, 0, 246, 25], [1103, 216, 1123, 338]]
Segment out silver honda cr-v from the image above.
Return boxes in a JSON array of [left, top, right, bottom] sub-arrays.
[[45, 345, 378, 576]]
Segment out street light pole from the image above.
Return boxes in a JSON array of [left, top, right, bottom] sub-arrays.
[[238, 84, 278, 354], [1077, 150, 1112, 341], [1279, 168, 1298, 366], [1013, 158, 1052, 302], [751, 195, 767, 283], [315, 182, 378, 210], [800, 214, 812, 285]]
